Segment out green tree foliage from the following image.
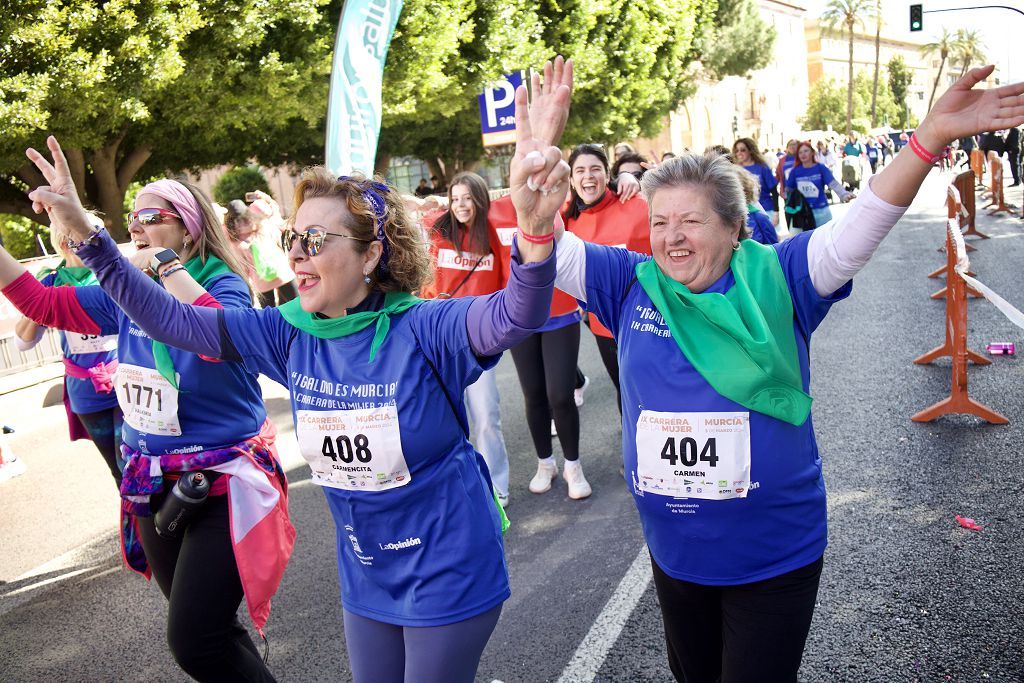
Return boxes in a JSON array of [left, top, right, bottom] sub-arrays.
[[0, 0, 332, 239], [887, 55, 914, 129], [951, 29, 985, 79], [921, 29, 955, 112], [701, 0, 776, 81], [213, 166, 271, 205], [821, 0, 875, 135], [0, 215, 50, 259], [802, 73, 898, 132]]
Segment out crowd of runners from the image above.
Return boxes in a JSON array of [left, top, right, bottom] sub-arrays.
[[2, 53, 1024, 683]]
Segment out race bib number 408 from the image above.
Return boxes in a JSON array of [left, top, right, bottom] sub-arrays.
[[295, 405, 411, 492], [635, 410, 750, 501], [115, 363, 181, 436]]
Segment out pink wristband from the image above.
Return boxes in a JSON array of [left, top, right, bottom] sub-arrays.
[[516, 230, 556, 245], [908, 134, 942, 165]]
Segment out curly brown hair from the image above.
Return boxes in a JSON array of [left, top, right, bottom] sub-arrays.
[[291, 167, 432, 293]]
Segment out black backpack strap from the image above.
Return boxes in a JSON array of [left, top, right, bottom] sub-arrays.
[[442, 253, 488, 299], [408, 320, 470, 438]]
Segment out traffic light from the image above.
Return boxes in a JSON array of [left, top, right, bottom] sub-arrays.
[[910, 4, 923, 31]]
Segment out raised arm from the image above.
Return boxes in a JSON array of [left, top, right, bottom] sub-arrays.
[[467, 56, 572, 356], [23, 136, 224, 356], [806, 66, 1024, 296]]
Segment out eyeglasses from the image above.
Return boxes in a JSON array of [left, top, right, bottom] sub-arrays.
[[283, 226, 372, 257], [127, 208, 181, 226]]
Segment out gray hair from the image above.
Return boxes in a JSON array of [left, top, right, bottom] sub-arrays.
[[640, 153, 749, 239]]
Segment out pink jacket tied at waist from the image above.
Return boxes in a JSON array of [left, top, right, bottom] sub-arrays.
[[63, 357, 118, 393], [119, 420, 295, 634]]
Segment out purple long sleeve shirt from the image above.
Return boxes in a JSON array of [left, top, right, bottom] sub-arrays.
[[78, 230, 554, 359]]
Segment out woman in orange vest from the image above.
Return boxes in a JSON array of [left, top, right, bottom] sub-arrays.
[[421, 172, 512, 507], [486, 188, 593, 500], [563, 143, 650, 414]]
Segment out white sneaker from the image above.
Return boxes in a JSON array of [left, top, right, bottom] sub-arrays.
[[563, 460, 592, 500], [574, 375, 590, 408], [0, 456, 27, 483], [497, 492, 509, 509], [529, 459, 558, 494]]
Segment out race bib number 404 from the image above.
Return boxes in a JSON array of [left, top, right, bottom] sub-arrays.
[[635, 410, 750, 501], [295, 405, 411, 492], [115, 363, 181, 436], [66, 332, 117, 355]]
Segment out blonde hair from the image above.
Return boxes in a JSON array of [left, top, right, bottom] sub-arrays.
[[291, 167, 432, 293], [177, 182, 248, 281]]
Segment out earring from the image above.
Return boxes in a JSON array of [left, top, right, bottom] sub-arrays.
[[363, 275, 371, 284], [732, 242, 741, 252]]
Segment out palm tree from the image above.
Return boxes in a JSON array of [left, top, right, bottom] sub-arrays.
[[822, 0, 872, 135], [870, 0, 882, 126], [953, 29, 986, 79], [922, 29, 955, 112]]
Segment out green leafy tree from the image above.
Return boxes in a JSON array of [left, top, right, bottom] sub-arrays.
[[0, 215, 50, 259], [213, 166, 271, 205], [801, 77, 846, 131], [870, 0, 882, 126], [0, 0, 332, 240], [921, 29, 955, 111], [701, 0, 777, 81], [887, 55, 913, 129], [822, 0, 875, 136]]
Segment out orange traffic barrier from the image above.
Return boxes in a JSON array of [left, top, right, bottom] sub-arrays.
[[970, 149, 985, 188], [954, 170, 987, 239], [913, 185, 1006, 424], [983, 152, 1014, 216]]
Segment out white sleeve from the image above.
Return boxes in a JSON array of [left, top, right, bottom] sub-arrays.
[[554, 231, 588, 302], [805, 175, 909, 296], [13, 325, 46, 352]]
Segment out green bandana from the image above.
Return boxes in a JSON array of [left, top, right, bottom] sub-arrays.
[[277, 291, 421, 362], [635, 240, 812, 426], [152, 254, 233, 389], [38, 261, 98, 288]]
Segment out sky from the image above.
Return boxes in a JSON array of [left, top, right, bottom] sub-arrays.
[[802, 0, 1023, 84]]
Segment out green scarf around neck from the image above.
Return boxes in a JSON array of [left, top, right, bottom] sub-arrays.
[[278, 291, 421, 362], [38, 261, 97, 288], [152, 254, 233, 389], [635, 240, 812, 426]]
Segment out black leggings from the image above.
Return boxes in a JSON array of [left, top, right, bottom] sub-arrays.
[[255, 281, 298, 309], [592, 333, 622, 415], [138, 494, 277, 682], [77, 407, 124, 486], [509, 323, 580, 461], [651, 554, 823, 683]]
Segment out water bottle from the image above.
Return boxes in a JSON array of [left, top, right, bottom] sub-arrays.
[[155, 472, 211, 539]]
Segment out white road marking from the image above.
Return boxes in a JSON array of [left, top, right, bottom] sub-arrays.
[[556, 544, 652, 683]]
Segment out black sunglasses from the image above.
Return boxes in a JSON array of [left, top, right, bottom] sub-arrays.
[[283, 226, 372, 257]]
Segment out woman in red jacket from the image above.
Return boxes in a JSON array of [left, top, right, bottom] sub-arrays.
[[563, 144, 650, 415], [420, 172, 512, 506]]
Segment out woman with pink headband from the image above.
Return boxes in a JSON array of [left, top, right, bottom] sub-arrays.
[[0, 178, 294, 682]]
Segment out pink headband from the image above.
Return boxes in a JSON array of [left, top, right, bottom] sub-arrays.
[[139, 179, 203, 243]]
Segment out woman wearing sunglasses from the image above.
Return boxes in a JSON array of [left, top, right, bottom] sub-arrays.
[[419, 171, 512, 507], [22, 57, 572, 683], [0, 178, 294, 682]]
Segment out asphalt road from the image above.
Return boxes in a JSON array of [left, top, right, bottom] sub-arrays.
[[0, 170, 1022, 682]]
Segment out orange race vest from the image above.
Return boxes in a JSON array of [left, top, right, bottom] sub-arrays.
[[563, 191, 651, 337], [490, 195, 579, 318], [421, 210, 504, 299]]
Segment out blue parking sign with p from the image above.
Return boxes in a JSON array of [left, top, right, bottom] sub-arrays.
[[478, 71, 524, 147]]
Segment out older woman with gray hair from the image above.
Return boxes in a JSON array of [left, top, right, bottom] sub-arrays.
[[548, 66, 1024, 681]]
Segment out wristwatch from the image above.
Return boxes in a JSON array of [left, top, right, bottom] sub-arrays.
[[149, 248, 180, 273]]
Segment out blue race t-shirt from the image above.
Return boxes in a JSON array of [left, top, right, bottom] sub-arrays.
[[746, 210, 779, 245], [223, 297, 510, 626], [40, 273, 120, 414], [582, 233, 852, 585], [742, 163, 776, 213], [786, 163, 836, 210], [75, 273, 265, 454]]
